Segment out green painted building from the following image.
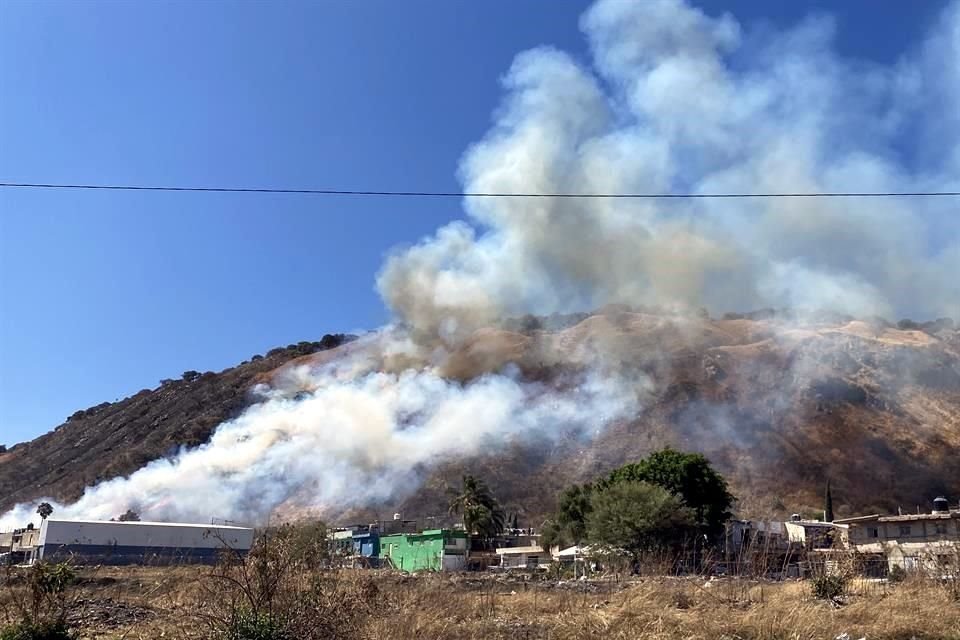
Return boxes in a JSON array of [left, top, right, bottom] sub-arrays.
[[379, 529, 469, 572]]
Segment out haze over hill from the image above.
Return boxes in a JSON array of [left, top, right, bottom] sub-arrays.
[[3, 0, 960, 529], [2, 309, 959, 529]]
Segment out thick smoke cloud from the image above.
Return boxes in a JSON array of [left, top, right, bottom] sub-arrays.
[[0, 335, 640, 528], [378, 0, 960, 342]]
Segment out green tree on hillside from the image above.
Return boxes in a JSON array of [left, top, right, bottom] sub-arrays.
[[587, 481, 695, 559], [599, 448, 733, 539], [447, 475, 505, 542]]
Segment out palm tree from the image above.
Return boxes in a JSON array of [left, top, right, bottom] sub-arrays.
[[36, 502, 53, 520], [447, 475, 505, 540]]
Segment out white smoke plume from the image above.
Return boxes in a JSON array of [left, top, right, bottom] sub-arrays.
[[3, 0, 959, 529], [378, 0, 960, 342], [0, 333, 642, 529]]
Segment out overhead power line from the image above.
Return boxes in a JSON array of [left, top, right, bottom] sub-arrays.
[[1, 181, 959, 198]]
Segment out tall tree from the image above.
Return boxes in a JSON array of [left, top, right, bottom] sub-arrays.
[[600, 448, 734, 539], [447, 475, 504, 541], [824, 479, 834, 522], [586, 481, 695, 559], [540, 483, 593, 551], [36, 502, 53, 520]]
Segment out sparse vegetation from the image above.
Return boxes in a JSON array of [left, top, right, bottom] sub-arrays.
[[0, 562, 77, 640], [1, 562, 958, 639], [887, 564, 906, 583], [195, 525, 376, 640], [0, 620, 73, 640], [810, 573, 847, 600]]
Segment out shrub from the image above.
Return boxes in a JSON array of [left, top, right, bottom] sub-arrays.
[[0, 563, 76, 640], [0, 620, 73, 640], [888, 564, 907, 583], [221, 609, 289, 640], [197, 524, 375, 640], [811, 574, 846, 600]]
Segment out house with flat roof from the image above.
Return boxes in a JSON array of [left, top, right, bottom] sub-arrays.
[[380, 529, 468, 572], [834, 497, 959, 573], [495, 544, 547, 569]]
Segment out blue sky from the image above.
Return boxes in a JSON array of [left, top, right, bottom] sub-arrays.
[[0, 0, 946, 444]]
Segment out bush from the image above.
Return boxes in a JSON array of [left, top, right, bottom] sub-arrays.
[[888, 565, 907, 583], [0, 563, 76, 640], [197, 524, 375, 640], [221, 609, 289, 640], [811, 574, 846, 600], [0, 620, 73, 640]]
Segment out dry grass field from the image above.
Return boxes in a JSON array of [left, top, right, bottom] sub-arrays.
[[4, 564, 960, 640]]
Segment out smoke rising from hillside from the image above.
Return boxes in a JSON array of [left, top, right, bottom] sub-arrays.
[[3, 0, 960, 529], [0, 335, 641, 528], [378, 0, 960, 343]]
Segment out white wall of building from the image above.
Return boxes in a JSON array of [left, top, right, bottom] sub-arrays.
[[39, 519, 254, 551]]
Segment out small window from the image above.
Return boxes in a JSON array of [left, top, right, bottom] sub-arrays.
[[867, 527, 879, 538], [934, 523, 947, 535], [899, 525, 911, 537]]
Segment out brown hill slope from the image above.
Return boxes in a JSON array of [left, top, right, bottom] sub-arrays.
[[0, 335, 353, 515], [3, 312, 959, 523], [391, 312, 960, 523]]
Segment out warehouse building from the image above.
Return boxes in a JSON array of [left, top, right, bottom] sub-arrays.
[[35, 518, 254, 565]]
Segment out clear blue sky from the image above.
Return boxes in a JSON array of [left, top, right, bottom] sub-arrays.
[[0, 0, 945, 445]]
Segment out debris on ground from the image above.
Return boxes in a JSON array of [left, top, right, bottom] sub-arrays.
[[67, 597, 155, 629]]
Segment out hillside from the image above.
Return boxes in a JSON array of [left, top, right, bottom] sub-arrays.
[[0, 335, 352, 515], [2, 311, 959, 524], [349, 310, 960, 523]]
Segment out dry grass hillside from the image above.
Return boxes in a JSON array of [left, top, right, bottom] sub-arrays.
[[391, 309, 960, 523], [0, 335, 353, 516], [2, 308, 959, 524]]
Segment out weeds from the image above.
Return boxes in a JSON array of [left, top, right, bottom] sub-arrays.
[[888, 564, 906, 583], [0, 620, 72, 640], [811, 573, 846, 600], [195, 524, 379, 640], [0, 563, 77, 640]]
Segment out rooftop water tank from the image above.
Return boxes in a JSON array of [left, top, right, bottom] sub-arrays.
[[932, 496, 950, 513]]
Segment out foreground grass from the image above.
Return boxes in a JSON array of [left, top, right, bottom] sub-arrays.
[[4, 566, 959, 640]]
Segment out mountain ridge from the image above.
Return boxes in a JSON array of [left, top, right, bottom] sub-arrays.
[[2, 311, 959, 525]]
